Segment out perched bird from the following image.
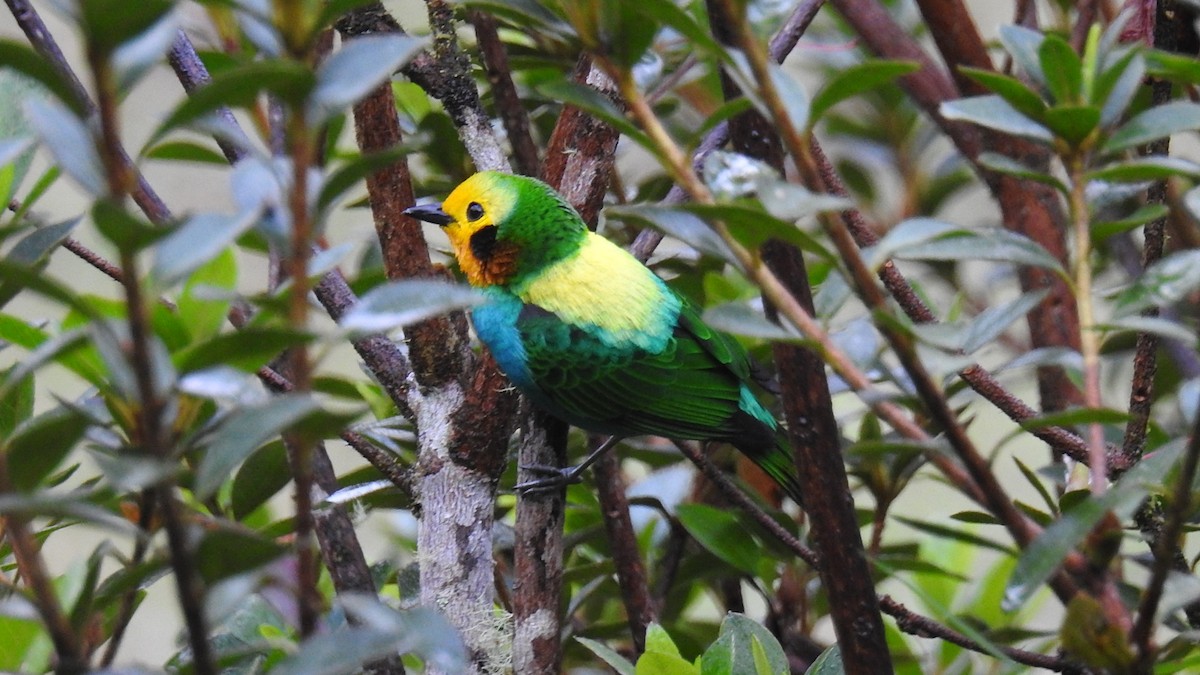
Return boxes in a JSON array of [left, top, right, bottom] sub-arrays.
[[405, 172, 802, 503]]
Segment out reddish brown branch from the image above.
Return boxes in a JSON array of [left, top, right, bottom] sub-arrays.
[[471, 10, 540, 176], [880, 596, 1083, 673], [675, 441, 818, 567], [592, 445, 656, 652]]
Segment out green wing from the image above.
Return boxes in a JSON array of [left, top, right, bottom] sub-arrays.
[[517, 301, 759, 440]]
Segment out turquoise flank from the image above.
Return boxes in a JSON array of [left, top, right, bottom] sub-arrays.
[[471, 289, 537, 391], [738, 385, 779, 431]]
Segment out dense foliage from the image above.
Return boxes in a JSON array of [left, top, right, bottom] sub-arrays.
[[3, 0, 1200, 673]]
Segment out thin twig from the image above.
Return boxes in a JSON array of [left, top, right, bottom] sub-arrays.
[[6, 0, 171, 223], [87, 27, 218, 672], [879, 596, 1084, 673], [0, 454, 86, 671], [470, 10, 540, 176], [674, 441, 819, 567], [592, 446, 656, 652]]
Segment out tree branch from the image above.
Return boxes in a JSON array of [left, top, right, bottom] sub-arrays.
[[879, 595, 1084, 673]]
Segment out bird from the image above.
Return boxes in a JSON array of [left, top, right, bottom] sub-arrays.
[[404, 171, 803, 503]]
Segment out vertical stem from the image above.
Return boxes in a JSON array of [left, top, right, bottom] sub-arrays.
[[88, 48, 216, 674], [284, 110, 321, 638], [592, 445, 656, 652], [1132, 400, 1200, 664], [0, 454, 84, 672], [87, 43, 218, 667], [1067, 154, 1107, 493]]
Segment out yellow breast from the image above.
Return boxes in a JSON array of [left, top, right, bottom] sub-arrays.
[[516, 232, 679, 349]]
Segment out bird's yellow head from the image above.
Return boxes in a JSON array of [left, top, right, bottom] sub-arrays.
[[405, 172, 586, 288]]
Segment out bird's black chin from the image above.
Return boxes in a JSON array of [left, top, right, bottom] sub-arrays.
[[404, 202, 454, 226]]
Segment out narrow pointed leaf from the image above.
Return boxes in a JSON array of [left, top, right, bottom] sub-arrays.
[[152, 210, 259, 285], [1101, 101, 1200, 155], [998, 25, 1047, 87], [194, 394, 320, 500], [25, 99, 104, 195], [940, 95, 1053, 144], [810, 60, 919, 124], [341, 280, 483, 333], [308, 35, 426, 124]]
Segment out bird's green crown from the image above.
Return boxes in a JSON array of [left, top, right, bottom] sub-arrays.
[[436, 172, 587, 288]]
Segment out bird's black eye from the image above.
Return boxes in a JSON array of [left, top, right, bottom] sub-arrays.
[[466, 202, 485, 221]]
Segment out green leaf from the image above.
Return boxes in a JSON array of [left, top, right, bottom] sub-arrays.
[[1100, 315, 1197, 345], [152, 60, 314, 143], [867, 217, 960, 269], [1112, 248, 1200, 317], [0, 218, 79, 310], [940, 95, 1053, 144], [890, 229, 1065, 273], [25, 98, 105, 195], [0, 315, 103, 387], [752, 177, 853, 224], [194, 394, 321, 500], [805, 645, 843, 675], [957, 67, 1047, 121], [534, 77, 650, 149], [195, 527, 287, 583], [1088, 156, 1200, 182], [1101, 101, 1200, 155], [308, 35, 427, 124], [683, 203, 834, 261], [703, 302, 801, 342], [1096, 49, 1144, 126], [5, 406, 89, 491], [1145, 48, 1200, 84], [810, 60, 920, 124], [91, 200, 163, 252], [1013, 457, 1059, 517], [111, 8, 179, 90], [766, 60, 810, 135], [176, 327, 311, 373], [892, 516, 1015, 556], [701, 613, 788, 675], [976, 152, 1066, 192], [998, 25, 1047, 88], [77, 0, 173, 55], [636, 0, 724, 60], [961, 290, 1048, 353], [1093, 204, 1169, 244], [607, 204, 737, 266], [1004, 441, 1185, 611], [637, 652, 699, 675], [1043, 104, 1100, 147], [1039, 34, 1083, 104], [144, 140, 229, 165], [0, 366, 33, 439], [177, 247, 237, 342], [676, 503, 760, 574], [0, 40, 85, 115], [318, 147, 409, 213], [577, 637, 636, 675], [340, 280, 483, 333], [273, 599, 466, 675], [0, 614, 43, 672], [645, 623, 682, 658], [152, 210, 258, 286], [231, 441, 291, 520]]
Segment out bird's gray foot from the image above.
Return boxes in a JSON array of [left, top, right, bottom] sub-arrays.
[[514, 463, 585, 494]]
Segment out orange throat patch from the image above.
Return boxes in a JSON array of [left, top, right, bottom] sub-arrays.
[[454, 238, 520, 287]]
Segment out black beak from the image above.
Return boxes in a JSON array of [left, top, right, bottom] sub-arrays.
[[404, 202, 454, 227]]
